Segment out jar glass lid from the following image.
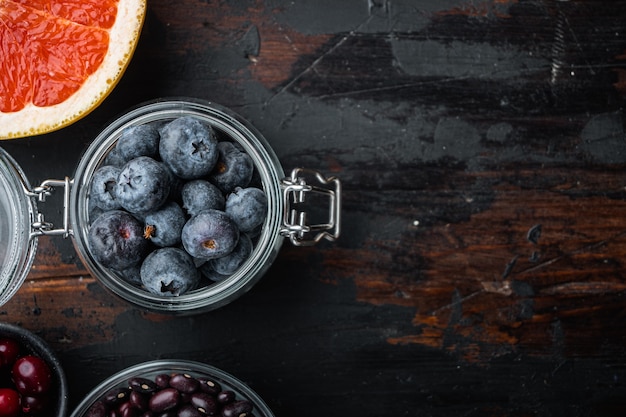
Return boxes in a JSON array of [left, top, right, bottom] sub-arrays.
[[0, 148, 38, 306]]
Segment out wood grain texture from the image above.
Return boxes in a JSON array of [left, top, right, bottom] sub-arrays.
[[1, 0, 626, 415]]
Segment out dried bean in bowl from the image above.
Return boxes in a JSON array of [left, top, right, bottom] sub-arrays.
[[75, 362, 271, 417]]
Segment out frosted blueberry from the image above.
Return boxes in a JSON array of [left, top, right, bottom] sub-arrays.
[[210, 232, 253, 275], [90, 165, 122, 210], [88, 210, 149, 270], [198, 262, 229, 283], [114, 264, 143, 287], [88, 199, 105, 222], [182, 209, 239, 259], [143, 201, 186, 247], [225, 187, 267, 232], [103, 146, 126, 168], [115, 156, 171, 213], [209, 141, 254, 193], [140, 247, 200, 296], [115, 124, 161, 162], [159, 116, 219, 179], [181, 179, 225, 217]]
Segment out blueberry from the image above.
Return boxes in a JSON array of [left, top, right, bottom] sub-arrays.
[[103, 146, 126, 168], [88, 199, 105, 222], [115, 156, 171, 213], [88, 210, 149, 270], [198, 262, 229, 283], [246, 223, 263, 240], [159, 116, 219, 179], [115, 124, 160, 162], [225, 187, 267, 232], [209, 142, 253, 193], [210, 232, 252, 275], [181, 179, 225, 217], [140, 247, 200, 296], [181, 209, 239, 259], [90, 165, 122, 210], [143, 202, 186, 247], [114, 264, 143, 286], [192, 256, 208, 268]]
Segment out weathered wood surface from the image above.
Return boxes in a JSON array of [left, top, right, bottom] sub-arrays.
[[2, 0, 626, 415]]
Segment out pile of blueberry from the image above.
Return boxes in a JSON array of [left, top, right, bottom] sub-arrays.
[[85, 372, 254, 417], [87, 116, 268, 297], [0, 337, 54, 417]]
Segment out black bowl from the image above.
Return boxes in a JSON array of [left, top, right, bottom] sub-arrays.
[[0, 322, 68, 417]]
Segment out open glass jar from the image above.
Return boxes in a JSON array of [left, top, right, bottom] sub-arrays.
[[69, 359, 274, 417], [0, 98, 341, 314]]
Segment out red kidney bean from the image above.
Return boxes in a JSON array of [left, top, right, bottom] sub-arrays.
[[180, 391, 193, 404], [149, 387, 180, 412], [197, 378, 221, 396], [217, 390, 235, 404], [154, 374, 171, 389], [118, 401, 139, 417], [104, 387, 131, 407], [222, 400, 253, 417], [129, 377, 158, 394], [169, 374, 200, 394], [130, 390, 150, 411], [177, 405, 203, 417], [189, 392, 218, 415]]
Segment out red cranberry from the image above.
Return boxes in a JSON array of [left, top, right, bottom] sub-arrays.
[[0, 388, 21, 417], [11, 355, 52, 396], [0, 338, 20, 368], [21, 394, 50, 415]]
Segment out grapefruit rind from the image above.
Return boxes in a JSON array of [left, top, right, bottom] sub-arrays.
[[0, 0, 146, 140]]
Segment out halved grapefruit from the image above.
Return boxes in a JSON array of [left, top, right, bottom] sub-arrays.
[[0, 0, 146, 139]]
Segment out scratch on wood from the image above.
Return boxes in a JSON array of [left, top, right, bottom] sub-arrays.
[[430, 289, 485, 316], [550, 6, 567, 84], [502, 255, 519, 279], [527, 224, 542, 244], [551, 319, 565, 356], [264, 34, 351, 106], [529, 251, 541, 262], [518, 230, 626, 275], [559, 1, 596, 77], [264, 14, 375, 106], [312, 63, 548, 100], [540, 281, 626, 295], [436, 0, 519, 18]]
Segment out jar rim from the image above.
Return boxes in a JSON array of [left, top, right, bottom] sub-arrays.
[[70, 98, 285, 314]]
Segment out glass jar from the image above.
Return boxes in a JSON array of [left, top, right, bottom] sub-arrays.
[[0, 148, 40, 306], [0, 98, 341, 314], [68, 359, 274, 417]]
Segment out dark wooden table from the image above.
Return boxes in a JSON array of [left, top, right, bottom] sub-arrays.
[[2, 0, 626, 415]]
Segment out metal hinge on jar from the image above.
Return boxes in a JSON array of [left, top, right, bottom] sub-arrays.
[[281, 168, 341, 246], [27, 177, 74, 239]]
